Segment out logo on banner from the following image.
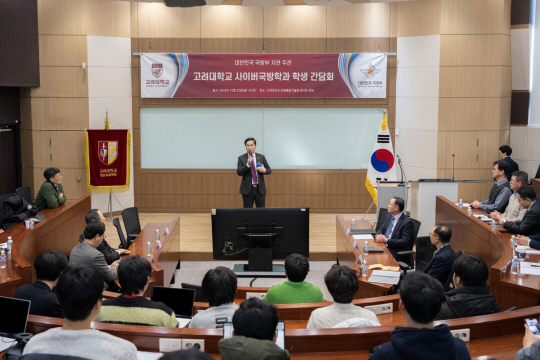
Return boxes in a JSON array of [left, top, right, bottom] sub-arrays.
[[98, 141, 118, 166], [152, 63, 163, 78], [360, 63, 381, 79]]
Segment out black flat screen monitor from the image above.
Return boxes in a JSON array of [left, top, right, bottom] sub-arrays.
[[150, 287, 195, 319], [0, 296, 31, 335], [211, 207, 309, 260]]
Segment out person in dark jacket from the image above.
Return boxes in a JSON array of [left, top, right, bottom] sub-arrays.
[[471, 160, 512, 213], [499, 145, 519, 180], [436, 255, 500, 320], [82, 209, 130, 265], [503, 185, 540, 236], [34, 167, 66, 211], [15, 250, 68, 318], [369, 272, 470, 360], [423, 224, 456, 286]]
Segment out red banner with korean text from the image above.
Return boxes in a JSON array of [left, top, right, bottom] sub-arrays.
[[140, 53, 387, 99], [85, 129, 131, 193]]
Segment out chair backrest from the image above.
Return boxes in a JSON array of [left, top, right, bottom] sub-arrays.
[[375, 208, 389, 232], [410, 218, 421, 242], [0, 193, 16, 219], [444, 250, 465, 292], [16, 187, 32, 205], [121, 207, 141, 239], [112, 217, 129, 249], [536, 165, 540, 180], [414, 236, 436, 272]]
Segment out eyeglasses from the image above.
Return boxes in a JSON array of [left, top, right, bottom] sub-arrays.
[[53, 174, 63, 179], [429, 232, 438, 238]]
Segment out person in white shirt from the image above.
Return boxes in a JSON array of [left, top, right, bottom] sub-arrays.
[[307, 265, 380, 329], [491, 171, 528, 224]]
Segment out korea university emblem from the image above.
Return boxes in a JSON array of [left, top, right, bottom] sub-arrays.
[[98, 141, 118, 166]]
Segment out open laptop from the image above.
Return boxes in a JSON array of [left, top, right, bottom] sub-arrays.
[[0, 296, 31, 352], [150, 286, 196, 328]]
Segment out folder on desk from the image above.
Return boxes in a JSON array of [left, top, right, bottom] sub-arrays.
[[368, 264, 400, 271], [350, 229, 376, 235], [368, 270, 400, 285]]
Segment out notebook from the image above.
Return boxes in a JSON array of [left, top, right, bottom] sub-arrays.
[[150, 287, 196, 328], [0, 296, 31, 352]]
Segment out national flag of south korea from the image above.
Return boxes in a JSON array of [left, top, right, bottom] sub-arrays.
[[365, 111, 397, 204]]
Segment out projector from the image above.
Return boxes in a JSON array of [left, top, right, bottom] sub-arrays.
[[162, 0, 206, 7]]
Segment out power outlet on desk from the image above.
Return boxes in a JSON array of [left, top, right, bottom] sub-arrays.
[[182, 339, 205, 352], [246, 292, 266, 300], [159, 338, 183, 352], [450, 328, 470, 342], [364, 303, 393, 315]]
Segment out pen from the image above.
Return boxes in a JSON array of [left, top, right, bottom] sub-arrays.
[[530, 265, 540, 268]]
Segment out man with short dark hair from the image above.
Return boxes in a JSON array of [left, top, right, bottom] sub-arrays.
[[369, 272, 470, 360], [503, 185, 540, 235], [69, 221, 119, 287], [23, 266, 137, 360], [499, 145, 519, 179], [307, 265, 379, 329], [375, 196, 414, 266], [263, 253, 323, 304], [436, 255, 499, 320], [491, 171, 528, 224], [95, 255, 178, 327], [189, 266, 239, 329], [218, 297, 290, 360], [34, 167, 66, 211], [84, 209, 130, 265], [15, 250, 68, 318], [237, 137, 271, 208], [471, 160, 512, 213], [423, 225, 456, 285]]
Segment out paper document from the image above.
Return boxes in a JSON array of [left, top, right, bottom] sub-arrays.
[[177, 318, 191, 327], [368, 264, 400, 271], [526, 249, 540, 255], [368, 270, 400, 285], [137, 351, 163, 360], [455, 203, 471, 208], [353, 234, 374, 240], [0, 337, 16, 352], [519, 262, 540, 276]]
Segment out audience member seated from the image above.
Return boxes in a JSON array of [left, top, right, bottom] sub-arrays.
[[423, 225, 456, 286], [23, 265, 137, 360], [307, 265, 379, 329], [15, 250, 68, 318], [218, 297, 289, 360], [499, 145, 519, 179], [374, 197, 414, 266], [34, 167, 67, 211], [518, 233, 540, 250], [189, 266, 238, 329], [435, 255, 500, 320], [516, 323, 540, 360], [95, 255, 178, 327], [84, 209, 130, 265], [503, 185, 540, 236], [159, 349, 213, 360], [471, 160, 512, 213], [369, 272, 470, 360], [263, 253, 323, 304], [69, 221, 119, 289], [491, 171, 528, 224]]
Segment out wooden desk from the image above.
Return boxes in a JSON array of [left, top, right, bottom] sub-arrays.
[[533, 179, 540, 199], [127, 217, 180, 297], [336, 215, 399, 298], [0, 196, 90, 297], [436, 196, 540, 310]]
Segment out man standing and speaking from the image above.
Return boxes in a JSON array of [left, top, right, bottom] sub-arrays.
[[237, 137, 271, 208]]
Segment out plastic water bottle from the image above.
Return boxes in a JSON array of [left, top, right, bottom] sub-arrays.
[[467, 207, 473, 215], [146, 242, 154, 263], [510, 235, 517, 248], [491, 220, 497, 230], [511, 255, 519, 275], [6, 238, 12, 261], [458, 199, 463, 208], [362, 260, 368, 277], [155, 229, 160, 241], [353, 240, 358, 249], [364, 241, 369, 255], [356, 267, 361, 277], [351, 219, 356, 229], [0, 250, 6, 269]]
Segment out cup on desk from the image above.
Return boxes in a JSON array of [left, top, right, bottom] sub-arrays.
[[24, 219, 30, 229], [516, 246, 527, 261]]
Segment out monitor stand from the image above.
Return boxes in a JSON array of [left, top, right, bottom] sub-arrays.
[[233, 263, 286, 277]]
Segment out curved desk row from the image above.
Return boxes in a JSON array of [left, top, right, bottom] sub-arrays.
[[0, 196, 91, 297]]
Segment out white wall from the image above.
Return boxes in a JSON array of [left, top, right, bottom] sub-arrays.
[[87, 35, 134, 213]]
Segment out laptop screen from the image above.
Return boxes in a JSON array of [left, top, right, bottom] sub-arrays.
[[0, 296, 31, 335], [150, 287, 195, 319]]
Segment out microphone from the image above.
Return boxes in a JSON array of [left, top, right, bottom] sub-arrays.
[[396, 154, 402, 162]]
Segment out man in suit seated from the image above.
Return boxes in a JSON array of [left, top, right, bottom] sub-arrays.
[[83, 209, 130, 265], [435, 255, 499, 320], [423, 225, 456, 286], [499, 145, 519, 180], [375, 196, 414, 266], [15, 250, 68, 318], [69, 221, 119, 290], [503, 185, 540, 236], [471, 160, 512, 213], [491, 170, 528, 224]]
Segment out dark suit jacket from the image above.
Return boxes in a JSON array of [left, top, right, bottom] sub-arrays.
[[15, 281, 63, 318], [423, 244, 457, 286], [502, 157, 519, 180], [78, 234, 119, 265], [528, 234, 540, 250], [237, 152, 271, 195], [503, 201, 540, 236], [376, 213, 414, 252]]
